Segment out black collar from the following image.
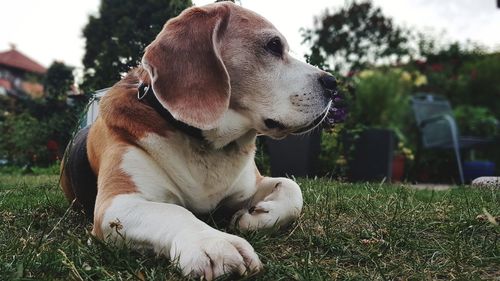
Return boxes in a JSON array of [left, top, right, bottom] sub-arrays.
[[137, 83, 205, 142]]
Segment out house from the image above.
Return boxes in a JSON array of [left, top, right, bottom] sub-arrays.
[[0, 44, 46, 98]]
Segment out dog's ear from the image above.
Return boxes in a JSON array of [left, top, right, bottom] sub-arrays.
[[142, 4, 232, 130]]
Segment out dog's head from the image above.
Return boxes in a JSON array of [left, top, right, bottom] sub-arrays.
[[142, 2, 336, 142]]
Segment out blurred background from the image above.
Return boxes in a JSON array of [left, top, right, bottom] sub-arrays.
[[0, 0, 499, 184]]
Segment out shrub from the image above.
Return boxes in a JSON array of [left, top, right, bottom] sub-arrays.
[[454, 105, 498, 137], [0, 108, 81, 166], [461, 54, 500, 117], [351, 68, 414, 131], [0, 113, 50, 165]]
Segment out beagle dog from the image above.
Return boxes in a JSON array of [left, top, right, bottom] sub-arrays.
[[61, 2, 336, 280]]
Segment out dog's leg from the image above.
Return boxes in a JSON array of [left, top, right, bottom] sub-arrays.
[[88, 145, 262, 280], [231, 177, 303, 231], [90, 145, 262, 280], [96, 193, 262, 279]]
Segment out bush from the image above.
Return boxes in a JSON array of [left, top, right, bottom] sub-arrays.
[[454, 105, 498, 137], [351, 68, 414, 131], [461, 54, 500, 117], [318, 125, 351, 178], [0, 113, 49, 165], [0, 108, 81, 166]]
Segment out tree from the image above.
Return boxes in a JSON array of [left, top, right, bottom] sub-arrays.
[[82, 0, 192, 91], [44, 61, 74, 102], [303, 0, 412, 74]]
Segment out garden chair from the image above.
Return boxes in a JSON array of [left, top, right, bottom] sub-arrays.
[[410, 93, 493, 184]]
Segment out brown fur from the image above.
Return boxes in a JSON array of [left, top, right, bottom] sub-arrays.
[[143, 4, 232, 130], [60, 161, 75, 202], [90, 145, 137, 238], [86, 68, 175, 237]]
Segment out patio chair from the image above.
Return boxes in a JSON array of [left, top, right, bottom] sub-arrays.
[[410, 93, 493, 184]]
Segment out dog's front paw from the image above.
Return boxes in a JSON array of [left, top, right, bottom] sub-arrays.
[[232, 180, 303, 231], [171, 230, 262, 280]]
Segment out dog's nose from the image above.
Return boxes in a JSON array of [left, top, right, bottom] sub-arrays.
[[318, 74, 337, 98]]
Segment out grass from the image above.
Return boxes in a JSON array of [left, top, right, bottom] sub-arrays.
[[0, 174, 499, 280]]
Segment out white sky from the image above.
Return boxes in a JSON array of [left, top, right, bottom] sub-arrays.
[[1, 0, 499, 72]]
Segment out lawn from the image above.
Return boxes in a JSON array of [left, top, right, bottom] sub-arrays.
[[0, 174, 499, 280]]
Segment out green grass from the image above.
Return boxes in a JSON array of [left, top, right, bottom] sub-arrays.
[[1, 174, 499, 280]]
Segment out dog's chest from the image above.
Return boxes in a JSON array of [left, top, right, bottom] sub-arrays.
[[138, 133, 255, 212]]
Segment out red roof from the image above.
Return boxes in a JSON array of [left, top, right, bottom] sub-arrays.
[[0, 47, 46, 74]]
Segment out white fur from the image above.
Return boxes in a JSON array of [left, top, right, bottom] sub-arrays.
[[204, 109, 254, 149], [231, 177, 303, 231], [100, 193, 262, 277], [134, 132, 257, 213]]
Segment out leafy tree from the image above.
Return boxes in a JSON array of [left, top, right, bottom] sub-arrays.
[[303, 0, 412, 73], [44, 61, 75, 103], [82, 0, 192, 91], [42, 62, 84, 162]]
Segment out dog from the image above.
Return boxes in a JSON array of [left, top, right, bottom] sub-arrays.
[[61, 2, 336, 279]]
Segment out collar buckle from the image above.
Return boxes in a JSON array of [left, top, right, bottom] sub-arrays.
[[137, 83, 149, 100]]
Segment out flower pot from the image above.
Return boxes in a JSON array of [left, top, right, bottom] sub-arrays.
[[463, 161, 496, 183], [265, 128, 321, 177], [391, 154, 405, 182], [348, 128, 396, 182]]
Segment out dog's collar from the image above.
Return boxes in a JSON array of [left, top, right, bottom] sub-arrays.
[[137, 83, 206, 142]]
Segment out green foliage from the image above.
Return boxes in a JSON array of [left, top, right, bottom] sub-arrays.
[[303, 0, 411, 73], [410, 42, 486, 107], [318, 127, 350, 178], [461, 54, 500, 116], [351, 68, 413, 131], [454, 105, 498, 138], [44, 61, 75, 102], [81, 0, 192, 91], [0, 113, 49, 165], [0, 110, 79, 166]]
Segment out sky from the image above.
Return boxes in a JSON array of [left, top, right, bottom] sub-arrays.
[[1, 0, 499, 74]]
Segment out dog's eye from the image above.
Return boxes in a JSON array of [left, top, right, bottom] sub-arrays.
[[266, 37, 283, 57]]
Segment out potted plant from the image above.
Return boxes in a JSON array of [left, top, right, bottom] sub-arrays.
[[345, 68, 419, 182]]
